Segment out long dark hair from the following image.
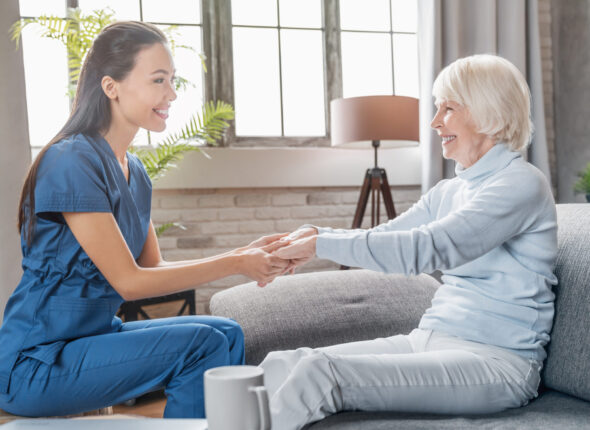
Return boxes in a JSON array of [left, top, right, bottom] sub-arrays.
[[17, 21, 167, 245]]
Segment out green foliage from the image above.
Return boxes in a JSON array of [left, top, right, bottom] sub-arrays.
[[155, 222, 186, 237], [11, 8, 116, 87], [574, 163, 590, 194]]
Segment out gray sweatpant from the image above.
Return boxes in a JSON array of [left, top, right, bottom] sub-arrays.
[[260, 329, 541, 430]]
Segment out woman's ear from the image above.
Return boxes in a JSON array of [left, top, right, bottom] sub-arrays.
[[101, 76, 118, 100]]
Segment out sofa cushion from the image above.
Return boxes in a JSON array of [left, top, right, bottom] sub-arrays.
[[308, 390, 590, 429], [543, 204, 590, 401], [210, 270, 440, 364]]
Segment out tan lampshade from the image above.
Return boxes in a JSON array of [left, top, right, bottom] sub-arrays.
[[330, 95, 419, 148]]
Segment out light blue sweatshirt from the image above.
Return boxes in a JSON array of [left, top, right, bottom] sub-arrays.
[[316, 143, 558, 361]]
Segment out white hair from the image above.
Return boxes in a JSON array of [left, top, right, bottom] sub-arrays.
[[432, 54, 533, 151]]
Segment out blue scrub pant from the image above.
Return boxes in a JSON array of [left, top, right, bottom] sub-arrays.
[[3, 316, 244, 418]]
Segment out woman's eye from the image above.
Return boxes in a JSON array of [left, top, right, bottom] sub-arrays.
[[154, 78, 164, 84]]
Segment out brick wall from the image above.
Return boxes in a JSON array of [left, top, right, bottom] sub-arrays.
[[152, 186, 421, 314]]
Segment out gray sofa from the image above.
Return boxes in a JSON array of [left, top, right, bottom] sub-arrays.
[[210, 204, 590, 429]]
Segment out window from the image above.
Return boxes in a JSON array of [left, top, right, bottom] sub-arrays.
[[18, 0, 418, 149]]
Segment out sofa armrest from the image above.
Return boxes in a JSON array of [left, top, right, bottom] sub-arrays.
[[210, 269, 439, 364]]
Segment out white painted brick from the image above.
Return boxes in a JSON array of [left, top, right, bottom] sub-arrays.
[[214, 234, 260, 248], [177, 236, 214, 249], [238, 220, 276, 234], [160, 195, 199, 209], [272, 193, 307, 206], [255, 207, 291, 219], [291, 206, 331, 219], [275, 219, 308, 232], [151, 209, 182, 223], [157, 237, 177, 250], [308, 192, 342, 205], [181, 209, 218, 222], [341, 191, 362, 204], [200, 222, 240, 234], [392, 187, 421, 202], [236, 194, 271, 207], [219, 207, 255, 221], [198, 195, 235, 208]]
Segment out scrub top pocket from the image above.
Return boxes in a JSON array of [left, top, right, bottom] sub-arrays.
[[44, 296, 115, 342]]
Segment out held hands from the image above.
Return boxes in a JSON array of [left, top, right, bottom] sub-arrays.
[[236, 228, 319, 287]]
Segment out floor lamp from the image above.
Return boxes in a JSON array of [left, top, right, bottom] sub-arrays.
[[330, 95, 419, 230]]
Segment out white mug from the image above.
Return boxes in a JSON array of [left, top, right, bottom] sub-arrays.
[[204, 365, 271, 430]]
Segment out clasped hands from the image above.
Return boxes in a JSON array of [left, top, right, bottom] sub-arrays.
[[235, 227, 318, 287]]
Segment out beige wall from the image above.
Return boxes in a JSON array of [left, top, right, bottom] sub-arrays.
[[0, 0, 31, 322]]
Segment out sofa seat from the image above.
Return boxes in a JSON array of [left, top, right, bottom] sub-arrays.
[[309, 390, 590, 429]]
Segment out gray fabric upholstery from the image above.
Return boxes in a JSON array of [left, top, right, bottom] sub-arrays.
[[210, 270, 440, 364], [307, 390, 590, 429], [543, 204, 590, 402]]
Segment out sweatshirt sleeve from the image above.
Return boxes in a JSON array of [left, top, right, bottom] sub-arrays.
[[316, 172, 551, 274], [316, 186, 435, 236]]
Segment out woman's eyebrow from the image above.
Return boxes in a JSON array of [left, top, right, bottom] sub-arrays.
[[150, 69, 176, 75]]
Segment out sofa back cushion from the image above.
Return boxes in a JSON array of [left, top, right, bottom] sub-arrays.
[[543, 204, 590, 401]]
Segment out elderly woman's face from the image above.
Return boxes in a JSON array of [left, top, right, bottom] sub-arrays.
[[430, 100, 495, 168]]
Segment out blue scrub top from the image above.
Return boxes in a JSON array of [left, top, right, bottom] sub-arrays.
[[0, 133, 152, 394]]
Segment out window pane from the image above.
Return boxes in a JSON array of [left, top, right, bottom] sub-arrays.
[[341, 32, 392, 97], [391, 0, 417, 33], [232, 0, 277, 26], [281, 30, 325, 136], [21, 25, 70, 148], [340, 0, 390, 31], [77, 0, 140, 20], [142, 0, 201, 24], [19, 0, 66, 17], [149, 26, 204, 145], [233, 28, 281, 136], [279, 0, 321, 28], [393, 34, 419, 97]]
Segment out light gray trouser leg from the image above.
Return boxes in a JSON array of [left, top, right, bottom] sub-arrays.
[[259, 329, 541, 430]]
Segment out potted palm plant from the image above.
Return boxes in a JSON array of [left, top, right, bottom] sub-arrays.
[[574, 162, 590, 202]]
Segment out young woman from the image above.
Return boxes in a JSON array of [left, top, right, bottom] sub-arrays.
[[266, 55, 558, 430], [0, 21, 289, 418]]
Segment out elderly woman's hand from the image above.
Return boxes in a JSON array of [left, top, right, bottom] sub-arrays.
[[273, 235, 318, 273]]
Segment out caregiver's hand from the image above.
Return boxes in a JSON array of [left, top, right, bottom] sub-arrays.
[[245, 232, 291, 250], [234, 241, 290, 286], [273, 235, 317, 272]]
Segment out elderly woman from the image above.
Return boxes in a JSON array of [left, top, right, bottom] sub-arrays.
[[263, 54, 558, 430]]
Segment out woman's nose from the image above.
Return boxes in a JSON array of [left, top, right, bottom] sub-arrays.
[[430, 109, 442, 130]]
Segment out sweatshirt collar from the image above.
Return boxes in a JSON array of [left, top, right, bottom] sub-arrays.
[[455, 143, 521, 183]]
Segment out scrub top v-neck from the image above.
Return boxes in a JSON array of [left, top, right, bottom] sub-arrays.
[[0, 133, 152, 394]]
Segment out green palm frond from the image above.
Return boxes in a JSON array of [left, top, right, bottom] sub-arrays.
[[10, 8, 116, 87], [132, 142, 203, 181], [132, 101, 235, 181], [155, 222, 186, 237]]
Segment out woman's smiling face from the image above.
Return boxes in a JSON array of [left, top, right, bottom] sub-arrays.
[[430, 100, 495, 168], [112, 42, 177, 133]]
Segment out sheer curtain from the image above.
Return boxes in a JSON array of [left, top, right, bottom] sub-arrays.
[[417, 0, 550, 193], [0, 0, 31, 322]]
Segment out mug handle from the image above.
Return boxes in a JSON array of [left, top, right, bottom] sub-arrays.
[[249, 386, 271, 430]]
